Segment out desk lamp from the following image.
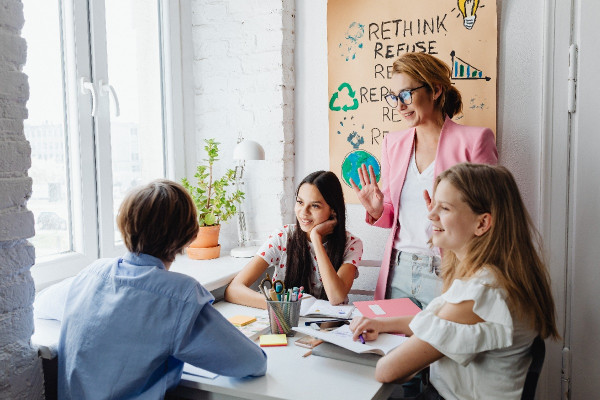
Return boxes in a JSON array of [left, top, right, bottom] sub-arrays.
[[230, 139, 265, 258]]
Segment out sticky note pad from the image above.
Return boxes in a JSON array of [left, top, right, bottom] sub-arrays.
[[259, 334, 288, 347], [228, 315, 257, 327]]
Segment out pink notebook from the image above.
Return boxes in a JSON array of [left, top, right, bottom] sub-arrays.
[[353, 298, 421, 319]]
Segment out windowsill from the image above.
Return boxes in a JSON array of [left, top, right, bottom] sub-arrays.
[[31, 248, 250, 292], [169, 253, 248, 292], [31, 253, 95, 292]]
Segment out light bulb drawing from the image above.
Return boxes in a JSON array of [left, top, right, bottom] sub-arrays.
[[458, 0, 479, 30]]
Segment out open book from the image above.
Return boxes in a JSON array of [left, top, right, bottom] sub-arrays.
[[293, 325, 407, 356], [299, 296, 355, 319]]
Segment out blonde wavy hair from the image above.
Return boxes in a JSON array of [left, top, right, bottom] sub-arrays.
[[435, 163, 559, 340]]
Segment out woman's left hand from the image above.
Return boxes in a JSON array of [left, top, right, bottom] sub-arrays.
[[310, 216, 337, 242]]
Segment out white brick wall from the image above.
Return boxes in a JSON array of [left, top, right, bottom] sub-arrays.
[[0, 0, 44, 397], [190, 0, 295, 249]]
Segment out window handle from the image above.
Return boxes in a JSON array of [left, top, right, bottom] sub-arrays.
[[80, 77, 98, 117], [99, 80, 121, 117]]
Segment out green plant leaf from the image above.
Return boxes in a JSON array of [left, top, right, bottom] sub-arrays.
[[181, 138, 245, 227]]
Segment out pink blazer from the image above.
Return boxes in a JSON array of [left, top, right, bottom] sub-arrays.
[[368, 117, 498, 300]]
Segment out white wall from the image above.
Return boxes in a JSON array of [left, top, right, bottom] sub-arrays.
[[189, 0, 296, 252], [0, 0, 44, 396], [295, 0, 544, 261], [294, 1, 569, 397]]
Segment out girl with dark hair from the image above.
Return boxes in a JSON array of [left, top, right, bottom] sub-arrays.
[[225, 171, 363, 308]]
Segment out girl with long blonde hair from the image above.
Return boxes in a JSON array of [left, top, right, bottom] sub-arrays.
[[350, 163, 558, 399]]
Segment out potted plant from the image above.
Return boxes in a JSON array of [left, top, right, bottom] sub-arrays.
[[182, 139, 244, 259]]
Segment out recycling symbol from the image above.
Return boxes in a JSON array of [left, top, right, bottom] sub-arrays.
[[329, 82, 359, 112]]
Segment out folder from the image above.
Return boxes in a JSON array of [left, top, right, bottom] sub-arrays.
[[353, 298, 421, 319]]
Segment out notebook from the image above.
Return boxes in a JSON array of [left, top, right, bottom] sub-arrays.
[[293, 325, 407, 356], [353, 298, 421, 319], [299, 297, 355, 319]]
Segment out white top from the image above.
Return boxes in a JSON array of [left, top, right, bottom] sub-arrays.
[[393, 150, 439, 256], [409, 269, 537, 400], [257, 224, 363, 298]]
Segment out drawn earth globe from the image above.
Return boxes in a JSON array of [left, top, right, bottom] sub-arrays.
[[341, 150, 381, 188]]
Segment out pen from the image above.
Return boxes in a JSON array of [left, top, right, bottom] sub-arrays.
[[359, 332, 366, 344], [304, 319, 349, 326]]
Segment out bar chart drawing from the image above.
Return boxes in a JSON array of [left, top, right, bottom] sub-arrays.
[[450, 50, 491, 81]]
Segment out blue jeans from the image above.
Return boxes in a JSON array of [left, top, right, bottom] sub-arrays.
[[388, 250, 442, 309]]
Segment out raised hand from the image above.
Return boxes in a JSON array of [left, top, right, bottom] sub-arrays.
[[350, 164, 384, 220]]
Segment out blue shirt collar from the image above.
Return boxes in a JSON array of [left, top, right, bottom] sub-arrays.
[[121, 252, 166, 270]]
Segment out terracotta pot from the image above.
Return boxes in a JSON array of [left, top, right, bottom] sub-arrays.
[[187, 244, 221, 260], [187, 225, 221, 260], [190, 225, 221, 248]]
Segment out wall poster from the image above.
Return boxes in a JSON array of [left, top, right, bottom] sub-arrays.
[[328, 0, 498, 203]]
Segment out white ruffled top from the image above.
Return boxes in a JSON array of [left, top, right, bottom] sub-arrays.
[[409, 269, 538, 400]]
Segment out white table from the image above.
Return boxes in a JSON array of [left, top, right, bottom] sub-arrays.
[[171, 302, 394, 400], [33, 301, 393, 400], [32, 255, 393, 400]]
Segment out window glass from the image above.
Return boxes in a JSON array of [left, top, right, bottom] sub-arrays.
[[105, 0, 166, 243], [23, 0, 71, 257]]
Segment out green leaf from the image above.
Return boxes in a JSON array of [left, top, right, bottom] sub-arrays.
[[181, 138, 247, 226], [205, 212, 217, 226]]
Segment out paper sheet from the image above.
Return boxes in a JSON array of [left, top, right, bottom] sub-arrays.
[[182, 364, 219, 379], [300, 297, 354, 319]]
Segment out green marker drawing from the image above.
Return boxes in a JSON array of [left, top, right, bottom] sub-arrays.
[[329, 82, 359, 112]]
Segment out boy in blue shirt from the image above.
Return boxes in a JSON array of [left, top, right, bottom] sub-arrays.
[[42, 180, 266, 399]]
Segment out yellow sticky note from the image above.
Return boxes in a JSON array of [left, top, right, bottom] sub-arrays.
[[228, 315, 257, 327], [259, 334, 288, 347]]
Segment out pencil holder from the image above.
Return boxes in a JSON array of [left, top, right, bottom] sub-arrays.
[[266, 300, 302, 336]]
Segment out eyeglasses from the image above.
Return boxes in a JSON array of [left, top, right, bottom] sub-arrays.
[[385, 85, 427, 107]]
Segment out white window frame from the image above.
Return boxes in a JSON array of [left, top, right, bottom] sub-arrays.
[[31, 0, 194, 290]]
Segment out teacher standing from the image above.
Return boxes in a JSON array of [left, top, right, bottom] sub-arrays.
[[351, 52, 498, 306]]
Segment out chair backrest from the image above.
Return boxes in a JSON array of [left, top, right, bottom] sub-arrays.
[[520, 336, 546, 400], [348, 260, 381, 299]]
